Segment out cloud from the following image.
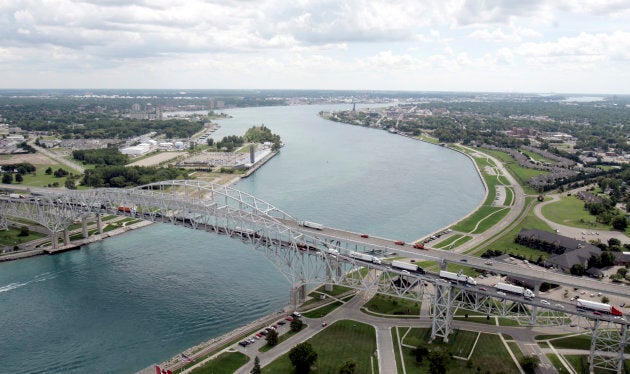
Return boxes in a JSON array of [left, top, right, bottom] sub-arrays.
[[516, 31, 630, 63], [468, 27, 542, 43]]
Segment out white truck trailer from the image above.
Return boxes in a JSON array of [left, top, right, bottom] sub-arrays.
[[439, 270, 477, 285], [577, 299, 623, 316], [392, 260, 425, 274], [494, 282, 535, 299], [299, 221, 324, 230], [349, 251, 382, 264]]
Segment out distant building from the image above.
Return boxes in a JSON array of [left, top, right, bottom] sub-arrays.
[[515, 229, 601, 271]]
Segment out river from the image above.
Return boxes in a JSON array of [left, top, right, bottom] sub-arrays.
[[0, 104, 484, 373]]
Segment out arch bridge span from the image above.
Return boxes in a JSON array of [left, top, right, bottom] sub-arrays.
[[2, 180, 629, 373]]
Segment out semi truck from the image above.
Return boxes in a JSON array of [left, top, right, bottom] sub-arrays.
[[349, 251, 382, 264], [494, 282, 535, 299], [439, 270, 477, 285], [577, 299, 623, 316], [299, 221, 324, 230], [392, 260, 425, 274]]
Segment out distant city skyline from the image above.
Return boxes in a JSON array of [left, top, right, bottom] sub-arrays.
[[1, 0, 629, 94]]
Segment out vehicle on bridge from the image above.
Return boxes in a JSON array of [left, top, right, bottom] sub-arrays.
[[299, 220, 324, 230], [117, 205, 136, 213], [494, 282, 535, 299], [9, 193, 25, 199], [577, 299, 623, 316], [439, 270, 476, 285], [392, 260, 425, 274], [349, 251, 381, 264], [413, 243, 425, 249]]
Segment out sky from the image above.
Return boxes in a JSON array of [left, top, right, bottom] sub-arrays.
[[1, 0, 630, 94]]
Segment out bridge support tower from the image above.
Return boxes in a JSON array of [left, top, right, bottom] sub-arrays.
[[82, 218, 88, 238], [290, 284, 307, 308], [529, 281, 542, 325], [589, 320, 628, 374], [96, 214, 103, 234], [431, 281, 455, 342]]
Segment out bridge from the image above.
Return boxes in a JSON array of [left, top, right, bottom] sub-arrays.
[[2, 180, 629, 373]]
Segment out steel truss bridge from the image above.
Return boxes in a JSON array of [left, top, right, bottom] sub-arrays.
[[2, 180, 629, 373]]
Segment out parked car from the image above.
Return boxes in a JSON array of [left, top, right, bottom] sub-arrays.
[[394, 240, 405, 245], [540, 299, 550, 305], [277, 320, 286, 325], [238, 341, 249, 347], [360, 234, 369, 238], [285, 316, 293, 322], [479, 287, 487, 291]]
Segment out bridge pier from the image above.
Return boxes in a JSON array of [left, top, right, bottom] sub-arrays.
[[82, 217, 88, 238], [529, 282, 541, 325], [589, 320, 628, 374], [96, 214, 103, 234], [290, 284, 307, 309], [63, 229, 70, 245], [51, 230, 59, 249], [0, 209, 7, 230], [431, 281, 455, 343]]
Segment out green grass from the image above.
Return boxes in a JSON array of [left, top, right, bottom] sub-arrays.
[[549, 334, 591, 350], [535, 333, 572, 341], [470, 199, 554, 260], [190, 351, 249, 374], [363, 293, 421, 316], [10, 162, 77, 188], [563, 355, 630, 374], [302, 301, 343, 318], [454, 316, 498, 325], [0, 227, 46, 246], [433, 234, 472, 249], [541, 194, 610, 230], [262, 320, 377, 374], [546, 354, 572, 374], [507, 342, 524, 363], [310, 284, 353, 297], [452, 206, 506, 233], [400, 329, 520, 374]]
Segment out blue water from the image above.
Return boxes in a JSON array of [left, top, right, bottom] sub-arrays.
[[0, 104, 484, 373]]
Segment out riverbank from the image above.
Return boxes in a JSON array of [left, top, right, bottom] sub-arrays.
[[0, 219, 154, 262]]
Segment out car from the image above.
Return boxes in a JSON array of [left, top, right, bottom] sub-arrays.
[[248, 338, 255, 343], [360, 234, 369, 238], [570, 297, 576, 301], [554, 304, 565, 309], [255, 333, 262, 338], [277, 320, 286, 325], [540, 299, 550, 305], [597, 292, 602, 296], [590, 293, 594, 297], [570, 323, 577, 327], [497, 291, 506, 296], [321, 322, 328, 327], [401, 270, 410, 275], [238, 341, 249, 347], [292, 312, 301, 318], [260, 330, 268, 336], [484, 261, 493, 265], [479, 287, 487, 291], [394, 240, 405, 245], [594, 311, 602, 316], [413, 243, 424, 249], [285, 316, 293, 321], [460, 259, 467, 262]]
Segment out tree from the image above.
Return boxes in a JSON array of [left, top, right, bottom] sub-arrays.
[[289, 342, 317, 374], [65, 178, 77, 189], [265, 329, 278, 347], [413, 345, 429, 363], [250, 356, 261, 374], [428, 349, 449, 374], [520, 356, 540, 374], [18, 226, 29, 237], [601, 296, 610, 304], [45, 166, 53, 175], [290, 316, 304, 332], [15, 173, 23, 183], [612, 216, 628, 230], [570, 263, 586, 276], [2, 173, 13, 184], [339, 360, 356, 374]]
